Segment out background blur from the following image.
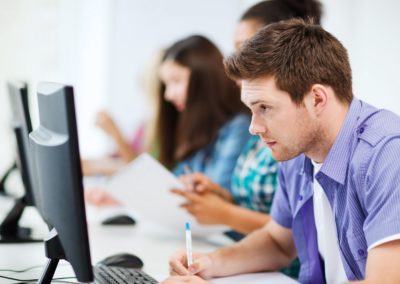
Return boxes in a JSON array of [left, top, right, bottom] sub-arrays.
[[1, 0, 400, 175]]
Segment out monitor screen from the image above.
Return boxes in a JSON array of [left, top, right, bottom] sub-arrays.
[[7, 81, 35, 205], [0, 82, 41, 243], [29, 82, 93, 282]]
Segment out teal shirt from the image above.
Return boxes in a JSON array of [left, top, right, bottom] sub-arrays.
[[231, 135, 277, 213]]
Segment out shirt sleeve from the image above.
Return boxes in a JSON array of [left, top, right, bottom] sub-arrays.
[[363, 137, 400, 247], [203, 114, 251, 191], [173, 114, 251, 191], [271, 163, 293, 229]]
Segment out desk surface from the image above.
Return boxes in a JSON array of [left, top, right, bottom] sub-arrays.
[[0, 197, 297, 283]]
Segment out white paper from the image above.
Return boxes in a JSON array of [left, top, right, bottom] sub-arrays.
[[211, 272, 298, 284], [101, 153, 228, 236]]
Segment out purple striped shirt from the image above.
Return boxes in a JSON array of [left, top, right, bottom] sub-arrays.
[[271, 98, 400, 282]]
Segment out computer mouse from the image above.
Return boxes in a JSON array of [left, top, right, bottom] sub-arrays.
[[97, 253, 144, 269], [101, 214, 136, 225]]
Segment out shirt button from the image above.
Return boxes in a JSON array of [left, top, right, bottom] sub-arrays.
[[357, 249, 365, 256], [298, 195, 303, 201], [359, 127, 365, 134]]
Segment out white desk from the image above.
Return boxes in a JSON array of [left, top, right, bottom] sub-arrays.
[[0, 197, 297, 283]]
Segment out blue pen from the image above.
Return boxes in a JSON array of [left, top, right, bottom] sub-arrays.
[[185, 222, 193, 267]]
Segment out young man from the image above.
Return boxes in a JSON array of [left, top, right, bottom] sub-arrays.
[[161, 19, 400, 284]]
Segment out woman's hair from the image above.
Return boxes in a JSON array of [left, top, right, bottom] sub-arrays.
[[241, 0, 322, 25], [157, 35, 247, 169], [140, 49, 165, 155]]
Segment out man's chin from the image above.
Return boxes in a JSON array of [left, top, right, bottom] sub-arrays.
[[271, 150, 300, 162]]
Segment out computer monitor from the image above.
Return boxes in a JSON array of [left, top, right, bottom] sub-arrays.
[[29, 82, 93, 283], [0, 82, 41, 243]]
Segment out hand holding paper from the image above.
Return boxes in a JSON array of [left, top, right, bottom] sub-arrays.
[[100, 153, 228, 236]]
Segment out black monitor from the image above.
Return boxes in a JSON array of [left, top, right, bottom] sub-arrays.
[[0, 82, 41, 243], [29, 82, 93, 283]]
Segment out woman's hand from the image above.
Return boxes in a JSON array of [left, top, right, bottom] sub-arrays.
[[171, 189, 233, 225], [179, 173, 232, 202]]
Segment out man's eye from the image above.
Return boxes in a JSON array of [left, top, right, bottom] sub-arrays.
[[259, 105, 269, 113]]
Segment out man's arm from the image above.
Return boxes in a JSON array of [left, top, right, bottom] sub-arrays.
[[351, 240, 400, 284], [207, 219, 296, 277], [168, 219, 296, 279]]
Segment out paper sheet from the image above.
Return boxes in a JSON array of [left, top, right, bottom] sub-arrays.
[[101, 153, 228, 236]]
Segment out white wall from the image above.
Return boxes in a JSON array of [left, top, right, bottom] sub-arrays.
[[1, 0, 400, 175], [322, 0, 400, 114], [105, 0, 244, 146]]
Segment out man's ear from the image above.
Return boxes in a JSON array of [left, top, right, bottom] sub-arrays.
[[306, 84, 329, 115]]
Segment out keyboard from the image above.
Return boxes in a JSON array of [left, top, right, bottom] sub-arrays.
[[94, 265, 158, 284]]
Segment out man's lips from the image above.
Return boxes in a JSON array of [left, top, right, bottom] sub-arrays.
[[263, 140, 277, 147]]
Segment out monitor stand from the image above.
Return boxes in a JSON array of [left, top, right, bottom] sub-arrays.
[[0, 162, 17, 196], [38, 228, 65, 284], [0, 196, 42, 243]]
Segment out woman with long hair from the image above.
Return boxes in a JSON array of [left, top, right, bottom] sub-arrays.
[[158, 35, 251, 190]]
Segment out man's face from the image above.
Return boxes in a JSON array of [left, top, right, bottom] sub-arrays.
[[242, 76, 319, 161]]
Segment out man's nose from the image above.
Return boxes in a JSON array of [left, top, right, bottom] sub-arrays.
[[249, 116, 265, 135]]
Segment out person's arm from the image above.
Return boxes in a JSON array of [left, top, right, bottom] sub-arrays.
[[208, 220, 296, 277], [171, 189, 269, 234], [351, 138, 400, 283], [169, 220, 297, 279], [81, 157, 126, 176], [112, 132, 137, 162], [222, 204, 270, 234], [350, 240, 400, 283], [96, 111, 138, 162]]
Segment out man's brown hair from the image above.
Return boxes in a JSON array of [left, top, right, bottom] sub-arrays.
[[224, 18, 353, 104]]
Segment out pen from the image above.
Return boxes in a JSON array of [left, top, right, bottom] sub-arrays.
[[183, 164, 194, 191], [185, 222, 193, 267]]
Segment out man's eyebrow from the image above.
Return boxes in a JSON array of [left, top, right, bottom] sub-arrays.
[[250, 100, 265, 106]]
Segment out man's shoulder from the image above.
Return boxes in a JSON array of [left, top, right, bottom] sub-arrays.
[[357, 105, 400, 147]]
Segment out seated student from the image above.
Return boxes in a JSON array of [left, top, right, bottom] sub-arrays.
[[82, 50, 163, 176], [158, 35, 250, 190], [162, 19, 400, 284], [173, 0, 322, 234], [85, 35, 250, 205]]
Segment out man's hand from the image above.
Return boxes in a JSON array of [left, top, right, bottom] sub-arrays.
[[160, 275, 210, 284], [169, 249, 215, 279]]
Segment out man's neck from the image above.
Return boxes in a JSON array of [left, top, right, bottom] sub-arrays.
[[306, 101, 350, 163]]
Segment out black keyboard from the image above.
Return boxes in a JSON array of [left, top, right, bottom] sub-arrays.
[[94, 265, 158, 284]]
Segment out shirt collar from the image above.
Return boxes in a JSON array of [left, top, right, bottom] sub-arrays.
[[318, 97, 362, 185]]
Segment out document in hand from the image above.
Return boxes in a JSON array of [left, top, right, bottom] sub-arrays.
[[102, 153, 228, 236]]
